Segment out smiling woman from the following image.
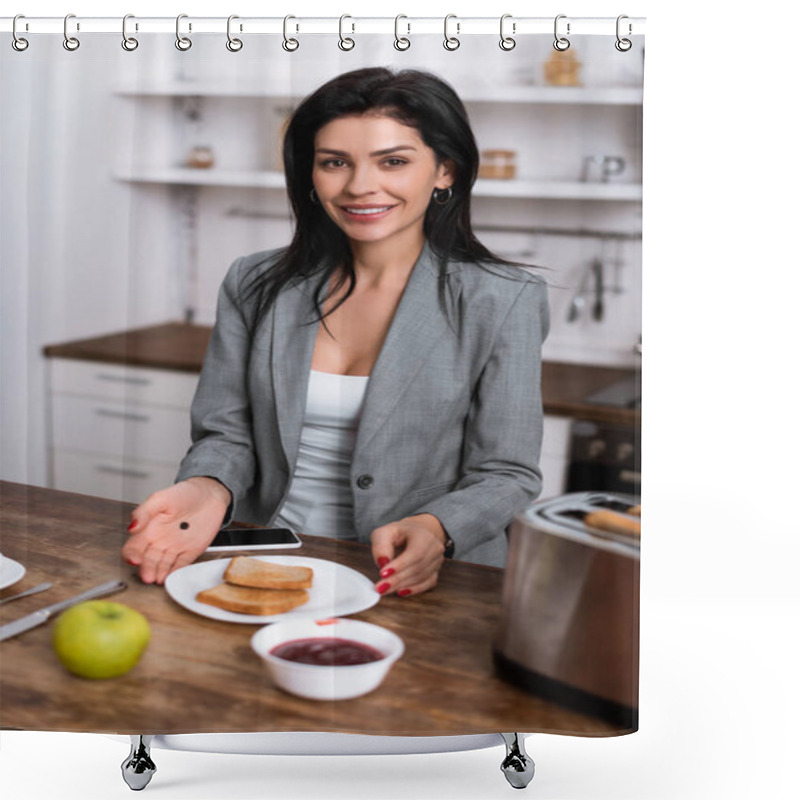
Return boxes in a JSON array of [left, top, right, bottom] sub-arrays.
[[312, 113, 453, 254], [123, 67, 549, 603]]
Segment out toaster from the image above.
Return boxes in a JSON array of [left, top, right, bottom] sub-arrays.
[[494, 492, 640, 730]]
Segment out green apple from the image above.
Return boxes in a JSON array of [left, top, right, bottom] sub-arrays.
[[52, 601, 150, 679]]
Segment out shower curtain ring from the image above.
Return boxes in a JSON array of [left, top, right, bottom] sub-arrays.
[[122, 15, 139, 51], [394, 15, 410, 50], [63, 14, 80, 51], [615, 15, 632, 52], [553, 14, 570, 51], [226, 15, 243, 52], [282, 15, 299, 51], [175, 14, 192, 51], [443, 14, 460, 51], [12, 15, 29, 51], [499, 14, 516, 51], [338, 15, 355, 51]]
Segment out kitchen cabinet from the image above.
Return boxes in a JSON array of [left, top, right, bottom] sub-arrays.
[[47, 359, 197, 504], [43, 324, 639, 504], [47, 363, 575, 502]]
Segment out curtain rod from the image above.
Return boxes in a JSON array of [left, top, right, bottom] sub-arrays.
[[1, 16, 646, 37]]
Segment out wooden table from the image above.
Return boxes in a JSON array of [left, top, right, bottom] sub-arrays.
[[0, 482, 620, 737]]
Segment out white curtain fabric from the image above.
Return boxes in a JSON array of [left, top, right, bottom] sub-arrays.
[[0, 25, 644, 798]]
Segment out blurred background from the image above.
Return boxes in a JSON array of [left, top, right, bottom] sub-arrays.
[[2, 31, 643, 504]]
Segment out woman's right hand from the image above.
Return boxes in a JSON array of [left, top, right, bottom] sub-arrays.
[[122, 477, 231, 585]]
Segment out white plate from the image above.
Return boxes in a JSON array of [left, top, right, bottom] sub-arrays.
[[0, 555, 26, 590], [164, 556, 380, 624]]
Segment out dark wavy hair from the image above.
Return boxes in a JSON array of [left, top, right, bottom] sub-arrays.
[[242, 66, 517, 329]]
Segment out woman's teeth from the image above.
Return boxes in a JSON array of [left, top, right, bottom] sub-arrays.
[[344, 206, 392, 215]]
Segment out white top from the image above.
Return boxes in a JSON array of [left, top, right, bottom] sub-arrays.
[[273, 369, 369, 540]]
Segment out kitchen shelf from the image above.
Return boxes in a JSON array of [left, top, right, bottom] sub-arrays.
[[115, 168, 642, 201], [116, 83, 643, 106], [473, 179, 642, 201], [114, 167, 288, 189], [464, 86, 642, 105], [116, 82, 292, 98]]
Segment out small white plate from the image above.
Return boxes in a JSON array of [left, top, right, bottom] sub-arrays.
[[165, 556, 379, 624], [0, 556, 26, 590]]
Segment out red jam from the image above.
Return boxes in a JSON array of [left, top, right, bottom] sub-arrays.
[[271, 637, 384, 666]]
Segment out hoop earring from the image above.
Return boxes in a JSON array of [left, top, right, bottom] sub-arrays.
[[310, 187, 319, 204], [432, 186, 453, 205]]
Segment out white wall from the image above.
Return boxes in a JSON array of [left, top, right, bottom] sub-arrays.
[[0, 39, 185, 484]]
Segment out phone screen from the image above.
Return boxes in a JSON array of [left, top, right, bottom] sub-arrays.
[[207, 527, 302, 551]]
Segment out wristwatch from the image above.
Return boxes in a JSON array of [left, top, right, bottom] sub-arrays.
[[443, 534, 455, 560]]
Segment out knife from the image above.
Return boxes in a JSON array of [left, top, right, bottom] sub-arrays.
[[0, 579, 127, 642], [0, 582, 53, 606]]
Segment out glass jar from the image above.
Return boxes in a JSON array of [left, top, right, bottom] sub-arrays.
[[479, 150, 517, 180], [186, 146, 215, 169]]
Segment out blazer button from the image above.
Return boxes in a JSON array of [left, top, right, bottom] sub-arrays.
[[356, 474, 374, 490]]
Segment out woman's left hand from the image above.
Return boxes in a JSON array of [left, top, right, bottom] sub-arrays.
[[369, 514, 447, 597]]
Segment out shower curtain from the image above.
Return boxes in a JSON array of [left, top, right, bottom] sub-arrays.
[[0, 12, 644, 779]]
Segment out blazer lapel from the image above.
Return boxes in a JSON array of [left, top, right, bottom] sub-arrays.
[[355, 245, 453, 453], [269, 246, 455, 467], [270, 279, 320, 469]]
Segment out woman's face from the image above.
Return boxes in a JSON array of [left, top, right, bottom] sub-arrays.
[[312, 112, 453, 252]]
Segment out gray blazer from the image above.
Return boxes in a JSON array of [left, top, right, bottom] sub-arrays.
[[176, 244, 549, 567]]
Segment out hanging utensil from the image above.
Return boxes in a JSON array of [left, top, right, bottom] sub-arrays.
[[591, 258, 604, 321], [567, 291, 584, 323], [567, 263, 592, 322], [611, 235, 625, 294]]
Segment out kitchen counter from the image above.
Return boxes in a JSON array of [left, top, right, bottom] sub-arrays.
[[44, 322, 640, 426], [0, 481, 628, 736]]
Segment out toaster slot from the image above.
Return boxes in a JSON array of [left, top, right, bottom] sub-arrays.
[[540, 495, 641, 547], [559, 510, 588, 521], [589, 498, 637, 514], [524, 493, 640, 558], [581, 492, 639, 513]]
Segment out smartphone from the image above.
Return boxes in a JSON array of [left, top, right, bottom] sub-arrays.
[[206, 527, 302, 552]]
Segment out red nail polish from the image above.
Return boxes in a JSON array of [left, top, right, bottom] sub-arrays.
[[376, 582, 391, 595], [398, 589, 412, 597], [380, 567, 395, 579], [377, 557, 390, 568], [127, 520, 137, 532]]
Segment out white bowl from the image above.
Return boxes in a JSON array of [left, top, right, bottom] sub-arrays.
[[251, 618, 404, 701]]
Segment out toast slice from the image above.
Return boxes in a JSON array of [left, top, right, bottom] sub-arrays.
[[584, 509, 641, 538], [223, 556, 313, 590], [196, 583, 310, 616]]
